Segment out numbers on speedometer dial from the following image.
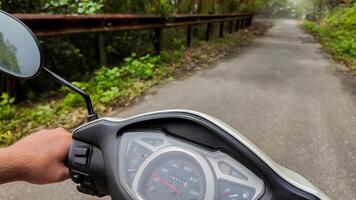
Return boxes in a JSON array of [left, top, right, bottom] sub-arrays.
[[138, 152, 207, 200], [125, 142, 152, 187]]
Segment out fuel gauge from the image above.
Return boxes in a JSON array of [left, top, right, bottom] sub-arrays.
[[217, 181, 256, 200]]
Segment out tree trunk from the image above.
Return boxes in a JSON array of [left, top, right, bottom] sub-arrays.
[[0, 75, 17, 98], [197, 0, 203, 13]]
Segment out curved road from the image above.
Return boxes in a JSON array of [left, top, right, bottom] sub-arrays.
[[1, 20, 355, 200]]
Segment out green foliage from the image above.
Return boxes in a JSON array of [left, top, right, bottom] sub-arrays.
[[159, 51, 172, 63], [106, 31, 155, 59], [43, 0, 104, 14], [92, 67, 128, 103], [121, 54, 160, 79], [303, 21, 322, 33], [304, 4, 356, 70], [60, 54, 161, 105], [28, 105, 55, 124], [172, 38, 186, 52], [0, 93, 16, 120], [240, 0, 268, 12], [0, 98, 54, 146], [147, 0, 174, 17], [0, 130, 17, 146], [60, 93, 84, 108]]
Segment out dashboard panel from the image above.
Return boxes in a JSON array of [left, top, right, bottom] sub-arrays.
[[69, 110, 328, 200], [119, 131, 265, 200]]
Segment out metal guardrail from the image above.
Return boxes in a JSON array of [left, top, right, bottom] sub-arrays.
[[14, 13, 254, 64], [14, 13, 254, 36]]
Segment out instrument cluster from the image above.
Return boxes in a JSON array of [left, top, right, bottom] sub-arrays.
[[119, 131, 265, 200]]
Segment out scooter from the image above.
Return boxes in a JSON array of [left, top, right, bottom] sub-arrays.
[[0, 11, 329, 200]]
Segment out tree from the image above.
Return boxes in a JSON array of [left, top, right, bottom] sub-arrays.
[[0, 33, 20, 74]]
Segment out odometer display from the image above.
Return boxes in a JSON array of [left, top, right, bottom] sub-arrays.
[[137, 152, 207, 200]]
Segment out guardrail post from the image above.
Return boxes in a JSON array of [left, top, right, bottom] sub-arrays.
[[229, 20, 233, 34], [236, 19, 240, 31], [97, 33, 107, 66], [246, 17, 249, 27], [206, 22, 212, 41], [219, 21, 224, 38], [240, 18, 245, 29], [187, 25, 193, 47], [249, 17, 253, 26], [154, 28, 162, 55]]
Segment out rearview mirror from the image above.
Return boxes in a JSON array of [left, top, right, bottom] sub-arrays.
[[0, 10, 42, 78], [0, 10, 98, 121]]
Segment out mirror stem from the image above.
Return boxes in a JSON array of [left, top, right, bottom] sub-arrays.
[[43, 67, 98, 122]]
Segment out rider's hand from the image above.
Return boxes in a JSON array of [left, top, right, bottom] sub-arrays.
[[0, 128, 72, 184]]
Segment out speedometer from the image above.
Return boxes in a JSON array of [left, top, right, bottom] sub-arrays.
[[140, 154, 205, 199], [132, 147, 215, 200]]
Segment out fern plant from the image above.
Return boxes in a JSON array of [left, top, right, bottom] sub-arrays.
[[0, 93, 16, 120]]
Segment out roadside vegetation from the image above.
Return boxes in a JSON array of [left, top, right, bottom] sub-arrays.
[[303, 4, 356, 72], [0, 22, 270, 146]]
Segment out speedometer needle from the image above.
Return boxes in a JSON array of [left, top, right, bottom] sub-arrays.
[[218, 192, 231, 197], [153, 173, 182, 195]]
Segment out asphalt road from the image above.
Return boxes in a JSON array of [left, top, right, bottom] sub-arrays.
[[1, 19, 355, 200]]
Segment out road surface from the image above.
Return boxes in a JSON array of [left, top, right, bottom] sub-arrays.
[[1, 20, 355, 200]]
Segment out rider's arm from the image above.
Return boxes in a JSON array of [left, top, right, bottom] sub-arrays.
[[0, 128, 72, 185]]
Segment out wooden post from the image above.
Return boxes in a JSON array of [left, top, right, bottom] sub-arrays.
[[154, 28, 162, 55], [187, 25, 193, 47], [236, 19, 240, 31], [229, 20, 233, 34], [240, 18, 245, 29], [219, 21, 224, 38], [98, 33, 107, 66], [206, 22, 212, 41]]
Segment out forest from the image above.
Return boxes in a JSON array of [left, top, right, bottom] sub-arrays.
[[0, 0, 287, 14]]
